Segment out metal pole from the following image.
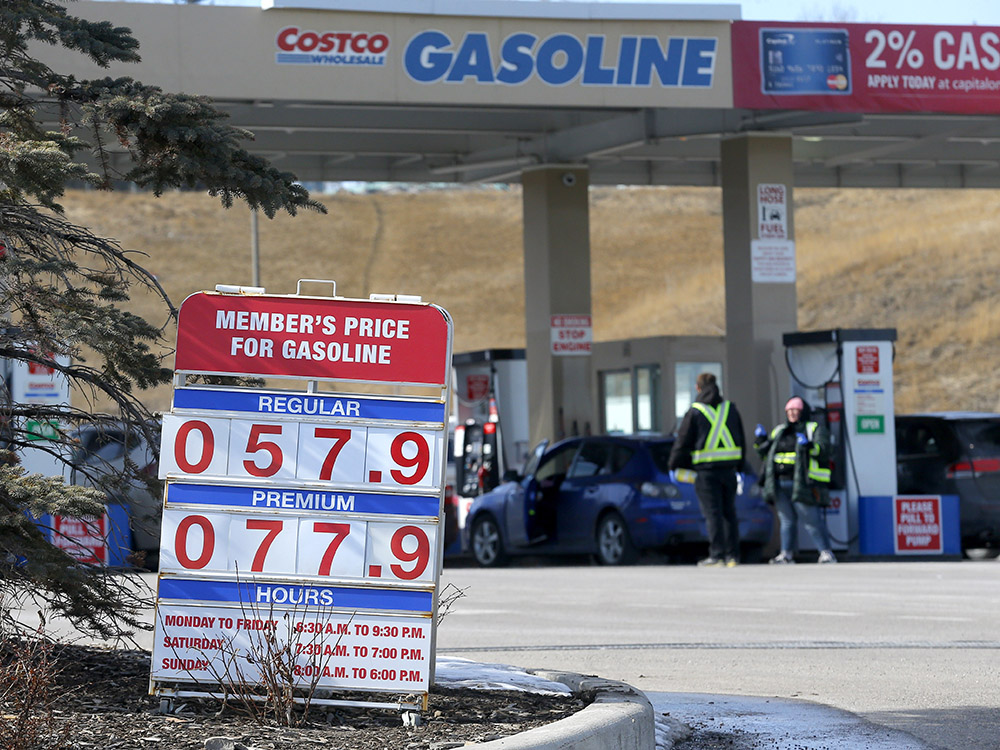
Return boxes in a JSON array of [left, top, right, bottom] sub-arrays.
[[250, 209, 260, 287]]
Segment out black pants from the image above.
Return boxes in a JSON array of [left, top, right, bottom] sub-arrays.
[[694, 469, 740, 560]]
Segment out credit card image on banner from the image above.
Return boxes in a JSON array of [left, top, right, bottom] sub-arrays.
[[760, 28, 852, 95]]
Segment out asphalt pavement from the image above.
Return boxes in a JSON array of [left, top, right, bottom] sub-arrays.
[[13, 561, 999, 749], [437, 559, 1000, 750]]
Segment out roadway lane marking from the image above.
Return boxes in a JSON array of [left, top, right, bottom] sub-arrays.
[[792, 610, 861, 617], [439, 640, 1000, 652], [897, 615, 973, 622]]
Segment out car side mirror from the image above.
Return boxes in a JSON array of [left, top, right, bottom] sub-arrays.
[[502, 469, 520, 483]]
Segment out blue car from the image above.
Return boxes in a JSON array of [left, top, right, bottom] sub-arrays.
[[463, 434, 772, 566]]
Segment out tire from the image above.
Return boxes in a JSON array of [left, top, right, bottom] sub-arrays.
[[594, 512, 638, 565], [963, 547, 1000, 560], [470, 516, 508, 568]]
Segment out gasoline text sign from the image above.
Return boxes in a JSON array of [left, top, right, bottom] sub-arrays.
[[894, 495, 943, 554], [152, 288, 452, 703]]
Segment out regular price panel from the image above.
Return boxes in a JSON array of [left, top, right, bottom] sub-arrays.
[[159, 508, 438, 584], [159, 414, 442, 490]]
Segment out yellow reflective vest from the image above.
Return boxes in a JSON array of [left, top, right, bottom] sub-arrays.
[[690, 401, 742, 465], [771, 422, 831, 484]]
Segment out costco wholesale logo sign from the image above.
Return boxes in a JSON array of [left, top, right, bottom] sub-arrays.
[[403, 31, 718, 87], [275, 27, 389, 66]]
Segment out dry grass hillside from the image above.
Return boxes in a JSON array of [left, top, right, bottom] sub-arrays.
[[60, 185, 1000, 416]]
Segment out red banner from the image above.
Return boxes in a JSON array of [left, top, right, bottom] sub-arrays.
[[733, 21, 1000, 114], [175, 293, 450, 385]]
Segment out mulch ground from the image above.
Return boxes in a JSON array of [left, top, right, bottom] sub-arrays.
[[1, 641, 590, 750]]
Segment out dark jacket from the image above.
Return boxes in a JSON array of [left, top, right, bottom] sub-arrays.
[[668, 383, 745, 472], [754, 402, 832, 506]]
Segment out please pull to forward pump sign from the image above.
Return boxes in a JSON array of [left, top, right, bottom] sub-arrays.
[[894, 496, 943, 554]]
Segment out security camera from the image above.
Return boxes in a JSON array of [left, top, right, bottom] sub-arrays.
[[561, 172, 576, 187]]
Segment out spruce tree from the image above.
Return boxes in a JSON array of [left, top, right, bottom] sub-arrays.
[[0, 0, 324, 639]]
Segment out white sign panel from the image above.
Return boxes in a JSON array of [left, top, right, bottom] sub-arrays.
[[550, 314, 592, 356], [160, 414, 442, 489], [153, 605, 431, 692], [751, 240, 796, 283], [151, 290, 452, 705], [757, 183, 788, 239], [160, 507, 437, 583], [842, 340, 897, 496]]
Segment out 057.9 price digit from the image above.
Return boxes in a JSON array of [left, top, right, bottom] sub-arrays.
[[229, 420, 296, 480], [243, 425, 284, 477], [160, 415, 231, 479], [174, 421, 215, 473], [390, 432, 429, 485], [365, 428, 438, 488]]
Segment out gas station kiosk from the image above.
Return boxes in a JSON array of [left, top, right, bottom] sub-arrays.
[[783, 329, 960, 558]]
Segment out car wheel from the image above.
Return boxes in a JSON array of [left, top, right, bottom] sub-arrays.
[[471, 516, 508, 568], [964, 547, 1000, 560], [594, 512, 638, 565]]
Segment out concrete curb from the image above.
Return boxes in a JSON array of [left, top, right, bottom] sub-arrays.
[[470, 669, 656, 750]]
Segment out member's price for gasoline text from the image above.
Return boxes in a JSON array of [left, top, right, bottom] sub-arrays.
[[159, 509, 437, 582], [159, 415, 440, 489]]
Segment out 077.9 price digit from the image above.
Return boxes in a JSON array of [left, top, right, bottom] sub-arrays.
[[163, 510, 435, 581]]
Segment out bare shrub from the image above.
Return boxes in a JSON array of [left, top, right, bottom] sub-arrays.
[[0, 631, 74, 750], [157, 583, 346, 727]]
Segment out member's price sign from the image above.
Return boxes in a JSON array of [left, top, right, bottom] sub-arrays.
[[150, 285, 452, 709]]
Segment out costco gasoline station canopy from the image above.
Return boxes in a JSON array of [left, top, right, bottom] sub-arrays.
[[42, 0, 1000, 447]]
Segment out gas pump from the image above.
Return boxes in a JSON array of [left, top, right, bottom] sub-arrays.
[[782, 329, 898, 556], [452, 349, 530, 493], [454, 411, 501, 498]]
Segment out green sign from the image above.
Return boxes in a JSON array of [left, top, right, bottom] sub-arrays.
[[25, 419, 60, 441], [856, 415, 885, 434]]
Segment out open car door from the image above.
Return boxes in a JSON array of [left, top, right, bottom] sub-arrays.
[[504, 440, 548, 546]]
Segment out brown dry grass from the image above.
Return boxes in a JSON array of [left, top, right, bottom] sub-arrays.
[[60, 185, 1000, 415]]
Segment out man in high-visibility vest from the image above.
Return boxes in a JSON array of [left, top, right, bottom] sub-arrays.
[[669, 372, 746, 567]]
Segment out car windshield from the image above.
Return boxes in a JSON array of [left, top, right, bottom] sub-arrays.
[[953, 420, 1000, 458]]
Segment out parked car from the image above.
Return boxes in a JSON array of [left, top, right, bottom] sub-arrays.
[[67, 420, 161, 567], [895, 413, 1000, 558], [463, 434, 772, 567]]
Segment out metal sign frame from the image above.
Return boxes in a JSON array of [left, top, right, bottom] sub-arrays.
[[150, 282, 453, 714]]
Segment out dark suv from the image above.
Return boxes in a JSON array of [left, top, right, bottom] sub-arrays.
[[895, 413, 1000, 558]]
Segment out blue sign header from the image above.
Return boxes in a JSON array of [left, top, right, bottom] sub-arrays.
[[166, 483, 440, 517], [159, 577, 433, 614], [173, 388, 446, 423]]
